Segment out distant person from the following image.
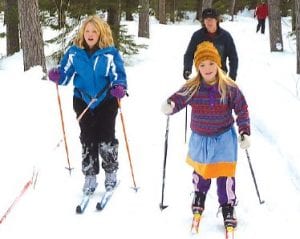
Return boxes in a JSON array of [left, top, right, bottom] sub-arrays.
[[162, 41, 250, 230], [48, 15, 127, 194], [254, 1, 268, 34], [183, 8, 238, 81]]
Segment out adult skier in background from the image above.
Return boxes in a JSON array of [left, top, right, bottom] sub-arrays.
[[183, 8, 238, 81], [48, 15, 127, 194], [254, 1, 268, 34]]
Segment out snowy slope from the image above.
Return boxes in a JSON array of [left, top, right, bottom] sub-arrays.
[[0, 10, 300, 239]]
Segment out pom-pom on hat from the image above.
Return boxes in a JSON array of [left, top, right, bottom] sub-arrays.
[[194, 41, 222, 68]]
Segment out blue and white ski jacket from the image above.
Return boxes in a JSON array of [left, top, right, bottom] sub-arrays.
[[57, 45, 127, 109]]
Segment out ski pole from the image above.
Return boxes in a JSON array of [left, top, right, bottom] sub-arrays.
[[160, 115, 170, 210], [184, 106, 188, 143], [245, 148, 265, 204], [55, 82, 73, 174], [76, 98, 97, 122], [0, 170, 38, 224], [54, 98, 97, 150], [117, 99, 138, 191]]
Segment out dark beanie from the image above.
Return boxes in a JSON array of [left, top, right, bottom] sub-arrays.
[[202, 8, 219, 20]]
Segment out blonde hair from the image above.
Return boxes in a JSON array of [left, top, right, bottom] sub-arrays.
[[180, 67, 237, 103], [74, 15, 114, 48]]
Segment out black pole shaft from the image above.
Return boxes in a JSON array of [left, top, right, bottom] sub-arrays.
[[245, 149, 265, 204], [160, 116, 170, 210], [184, 106, 187, 143]]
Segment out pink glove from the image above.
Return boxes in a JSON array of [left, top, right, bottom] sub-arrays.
[[110, 85, 126, 99], [48, 67, 60, 83]]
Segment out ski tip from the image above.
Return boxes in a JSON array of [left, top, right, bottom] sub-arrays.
[[191, 227, 199, 234], [225, 226, 234, 239], [76, 205, 83, 214], [191, 213, 201, 234], [96, 202, 104, 211]]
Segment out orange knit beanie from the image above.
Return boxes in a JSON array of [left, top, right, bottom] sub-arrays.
[[194, 41, 221, 68]]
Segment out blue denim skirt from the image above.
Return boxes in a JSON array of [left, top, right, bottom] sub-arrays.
[[186, 127, 238, 179]]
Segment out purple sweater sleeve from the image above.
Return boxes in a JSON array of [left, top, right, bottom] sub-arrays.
[[168, 88, 190, 114], [229, 86, 251, 135]]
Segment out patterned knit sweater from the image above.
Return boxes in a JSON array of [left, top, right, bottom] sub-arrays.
[[169, 81, 250, 136]]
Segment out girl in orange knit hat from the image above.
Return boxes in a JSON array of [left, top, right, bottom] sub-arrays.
[[161, 41, 250, 231]]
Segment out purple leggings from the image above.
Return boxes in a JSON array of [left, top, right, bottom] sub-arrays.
[[192, 171, 236, 206]]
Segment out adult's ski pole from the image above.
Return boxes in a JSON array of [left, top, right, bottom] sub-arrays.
[[160, 116, 170, 210]]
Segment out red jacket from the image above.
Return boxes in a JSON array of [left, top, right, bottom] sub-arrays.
[[255, 3, 268, 20]]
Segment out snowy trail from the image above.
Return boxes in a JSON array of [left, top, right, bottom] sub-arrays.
[[1, 13, 300, 239]]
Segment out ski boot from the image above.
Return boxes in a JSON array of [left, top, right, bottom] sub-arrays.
[[221, 204, 237, 239], [104, 171, 117, 191], [82, 175, 98, 194], [222, 204, 237, 228], [191, 191, 206, 233]]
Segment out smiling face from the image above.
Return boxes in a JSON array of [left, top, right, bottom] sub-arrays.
[[83, 22, 100, 49], [203, 18, 218, 33], [198, 60, 218, 84]]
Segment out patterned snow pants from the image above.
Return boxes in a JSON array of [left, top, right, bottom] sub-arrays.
[[73, 97, 119, 176], [192, 171, 236, 207]]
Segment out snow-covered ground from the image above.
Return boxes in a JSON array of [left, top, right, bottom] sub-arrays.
[[0, 9, 299, 239]]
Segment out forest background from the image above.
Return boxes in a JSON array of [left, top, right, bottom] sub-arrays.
[[0, 0, 299, 75]]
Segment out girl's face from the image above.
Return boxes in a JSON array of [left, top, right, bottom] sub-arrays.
[[83, 22, 100, 49], [198, 60, 218, 84]]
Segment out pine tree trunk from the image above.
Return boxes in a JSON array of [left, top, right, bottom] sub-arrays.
[[138, 0, 149, 38], [230, 0, 236, 21], [268, 0, 284, 52], [159, 0, 166, 24], [107, 1, 121, 48], [124, 0, 134, 21], [202, 0, 213, 12], [196, 0, 202, 21], [5, 0, 20, 56], [295, 0, 300, 74], [18, 0, 46, 73]]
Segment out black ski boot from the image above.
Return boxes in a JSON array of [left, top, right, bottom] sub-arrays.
[[221, 204, 237, 228], [191, 191, 206, 233], [191, 191, 206, 215]]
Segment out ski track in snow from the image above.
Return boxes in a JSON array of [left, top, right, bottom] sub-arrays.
[[0, 11, 300, 239]]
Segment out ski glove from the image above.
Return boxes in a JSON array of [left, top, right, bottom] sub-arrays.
[[110, 85, 126, 99], [238, 134, 250, 149], [48, 67, 60, 83], [161, 100, 175, 115], [183, 70, 191, 80]]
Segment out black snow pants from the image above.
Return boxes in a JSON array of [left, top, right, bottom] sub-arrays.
[[73, 97, 119, 176]]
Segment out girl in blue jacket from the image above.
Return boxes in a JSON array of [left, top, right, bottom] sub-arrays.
[[48, 15, 127, 193]]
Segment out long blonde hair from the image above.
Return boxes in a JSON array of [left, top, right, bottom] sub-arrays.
[[73, 15, 114, 48], [180, 67, 237, 103]]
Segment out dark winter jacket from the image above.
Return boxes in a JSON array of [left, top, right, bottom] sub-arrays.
[[57, 45, 127, 109], [183, 27, 238, 80], [254, 3, 268, 20]]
